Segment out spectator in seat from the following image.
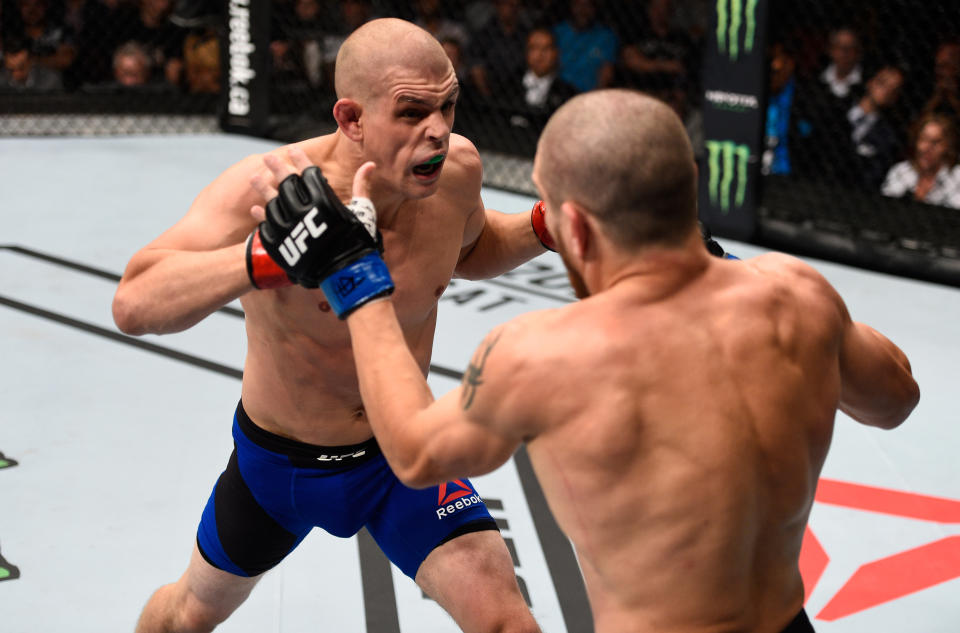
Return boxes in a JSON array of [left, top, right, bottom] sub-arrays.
[[763, 41, 797, 175], [516, 27, 578, 117], [112, 40, 153, 87], [552, 0, 618, 93], [113, 0, 186, 87], [467, 0, 530, 99], [617, 0, 694, 96], [493, 26, 578, 150], [62, 0, 116, 86], [846, 65, 906, 190], [439, 36, 473, 102], [270, 0, 325, 88], [183, 27, 219, 94], [15, 0, 76, 76], [651, 81, 704, 160], [922, 41, 960, 126], [322, 0, 374, 91], [0, 34, 62, 90], [882, 112, 960, 209], [412, 0, 469, 52], [819, 26, 862, 106]]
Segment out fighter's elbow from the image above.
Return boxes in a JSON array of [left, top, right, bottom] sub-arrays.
[[112, 288, 149, 336], [891, 377, 921, 428], [397, 470, 439, 490], [842, 377, 920, 430], [393, 457, 443, 489]]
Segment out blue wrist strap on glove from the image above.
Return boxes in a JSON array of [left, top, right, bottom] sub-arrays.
[[320, 253, 395, 319]]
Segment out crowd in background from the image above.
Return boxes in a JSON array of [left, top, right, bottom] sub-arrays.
[[0, 0, 219, 94], [767, 21, 960, 210], [1, 0, 958, 209]]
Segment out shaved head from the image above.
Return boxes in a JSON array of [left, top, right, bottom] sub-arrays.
[[536, 89, 698, 249], [335, 18, 453, 101]]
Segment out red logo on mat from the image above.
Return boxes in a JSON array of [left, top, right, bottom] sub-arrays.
[[438, 480, 473, 506], [800, 479, 960, 621]]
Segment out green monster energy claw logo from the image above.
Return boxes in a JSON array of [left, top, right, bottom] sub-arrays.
[[716, 0, 758, 62], [706, 141, 750, 214]]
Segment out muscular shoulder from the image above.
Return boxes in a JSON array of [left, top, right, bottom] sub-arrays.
[[748, 252, 826, 285], [744, 252, 845, 321], [462, 308, 567, 437], [439, 134, 483, 199]]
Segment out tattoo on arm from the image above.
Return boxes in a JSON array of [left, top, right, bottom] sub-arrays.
[[460, 330, 502, 411]]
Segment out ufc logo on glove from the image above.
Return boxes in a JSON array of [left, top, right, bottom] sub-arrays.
[[278, 208, 328, 266]]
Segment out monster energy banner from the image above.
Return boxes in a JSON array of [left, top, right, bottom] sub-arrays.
[[698, 0, 769, 241], [220, 0, 271, 135]]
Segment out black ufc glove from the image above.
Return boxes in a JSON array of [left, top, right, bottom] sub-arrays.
[[246, 167, 394, 317]]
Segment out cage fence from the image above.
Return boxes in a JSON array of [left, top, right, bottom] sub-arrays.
[[1, 0, 958, 283]]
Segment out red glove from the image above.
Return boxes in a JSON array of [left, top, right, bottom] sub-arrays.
[[530, 200, 556, 251], [245, 229, 293, 289]]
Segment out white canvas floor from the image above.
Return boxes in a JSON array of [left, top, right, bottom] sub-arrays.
[[1, 135, 958, 632]]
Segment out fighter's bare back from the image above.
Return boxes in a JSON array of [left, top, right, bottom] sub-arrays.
[[487, 253, 860, 632]]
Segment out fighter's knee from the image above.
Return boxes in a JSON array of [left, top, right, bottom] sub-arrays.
[[492, 613, 540, 633], [172, 590, 234, 633], [175, 606, 226, 633]]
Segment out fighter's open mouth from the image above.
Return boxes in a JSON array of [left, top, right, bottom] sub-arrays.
[[413, 155, 444, 177]]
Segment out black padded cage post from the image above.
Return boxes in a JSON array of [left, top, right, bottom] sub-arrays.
[[698, 0, 771, 243], [219, 0, 271, 136]]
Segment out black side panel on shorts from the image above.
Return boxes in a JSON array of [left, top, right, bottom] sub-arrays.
[[437, 518, 499, 547], [781, 609, 816, 633], [215, 449, 299, 576]]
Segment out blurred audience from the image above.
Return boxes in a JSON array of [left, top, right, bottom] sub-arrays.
[[112, 40, 152, 87], [271, 0, 325, 88], [413, 0, 469, 51], [182, 27, 219, 94], [819, 26, 862, 105], [764, 42, 798, 175], [468, 0, 530, 99], [552, 0, 617, 92], [112, 0, 186, 87], [617, 0, 694, 96], [15, 0, 76, 76], [62, 0, 118, 87], [846, 65, 907, 189], [922, 40, 960, 126], [322, 0, 374, 90], [882, 112, 960, 209], [440, 36, 471, 98], [0, 34, 62, 90], [4, 0, 960, 219], [513, 26, 578, 116]]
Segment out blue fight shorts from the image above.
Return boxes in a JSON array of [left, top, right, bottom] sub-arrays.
[[196, 401, 498, 579]]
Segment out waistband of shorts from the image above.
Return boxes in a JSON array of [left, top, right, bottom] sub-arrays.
[[235, 400, 381, 469]]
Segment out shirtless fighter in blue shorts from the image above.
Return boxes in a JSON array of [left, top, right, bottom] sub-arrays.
[[113, 18, 545, 632]]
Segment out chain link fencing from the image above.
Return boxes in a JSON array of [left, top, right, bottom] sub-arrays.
[[2, 0, 958, 283]]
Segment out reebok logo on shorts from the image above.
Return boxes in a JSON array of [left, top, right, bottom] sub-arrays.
[[436, 480, 482, 519]]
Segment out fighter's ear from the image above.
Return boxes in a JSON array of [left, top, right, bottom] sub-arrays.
[[334, 98, 363, 141], [561, 201, 591, 261]]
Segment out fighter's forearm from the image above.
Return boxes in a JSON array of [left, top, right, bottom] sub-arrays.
[[347, 300, 439, 483], [112, 243, 251, 335], [455, 209, 545, 280]]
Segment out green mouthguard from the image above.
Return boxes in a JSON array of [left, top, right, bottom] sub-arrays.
[[425, 155, 444, 165]]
